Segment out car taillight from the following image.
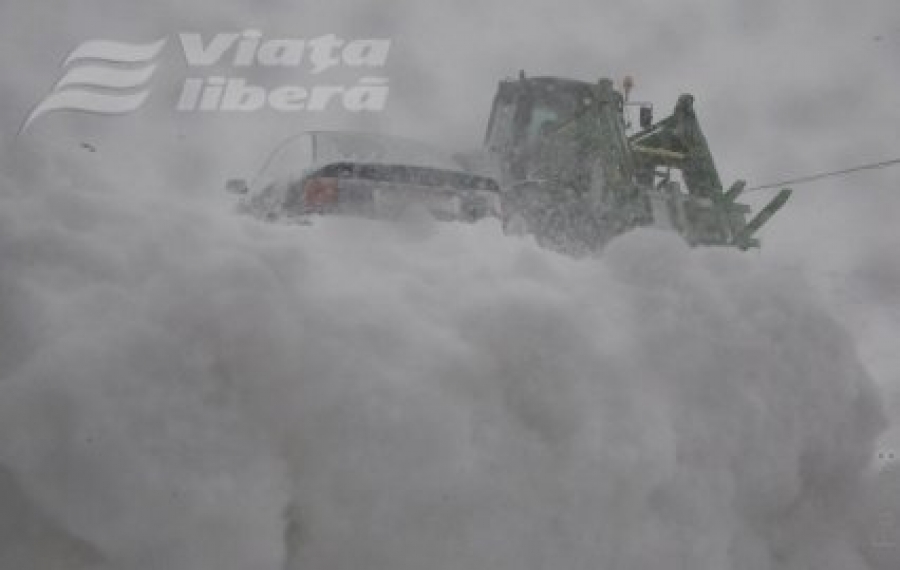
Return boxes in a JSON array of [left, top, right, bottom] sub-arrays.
[[303, 177, 339, 212]]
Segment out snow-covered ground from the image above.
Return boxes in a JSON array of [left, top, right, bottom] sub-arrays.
[[0, 175, 896, 569]]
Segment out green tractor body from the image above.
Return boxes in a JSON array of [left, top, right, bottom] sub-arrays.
[[483, 73, 790, 254]]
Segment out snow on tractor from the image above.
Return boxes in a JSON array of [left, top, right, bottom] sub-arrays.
[[482, 72, 791, 255]]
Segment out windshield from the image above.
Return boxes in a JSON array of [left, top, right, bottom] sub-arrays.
[[524, 83, 596, 143]]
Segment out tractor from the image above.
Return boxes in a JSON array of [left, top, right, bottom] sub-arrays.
[[482, 72, 791, 255]]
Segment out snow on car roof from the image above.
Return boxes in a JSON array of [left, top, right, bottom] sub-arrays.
[[251, 131, 462, 191]]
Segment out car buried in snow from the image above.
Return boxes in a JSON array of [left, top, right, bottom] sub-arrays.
[[226, 131, 501, 223]]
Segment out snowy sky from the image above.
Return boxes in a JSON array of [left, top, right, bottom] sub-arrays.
[[2, 0, 898, 255]]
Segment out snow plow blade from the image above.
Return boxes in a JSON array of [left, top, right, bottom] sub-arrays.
[[732, 188, 792, 249]]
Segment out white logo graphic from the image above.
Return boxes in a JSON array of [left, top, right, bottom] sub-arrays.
[[20, 38, 168, 133]]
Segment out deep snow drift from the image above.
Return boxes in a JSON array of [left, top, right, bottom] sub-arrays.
[[0, 178, 895, 570]]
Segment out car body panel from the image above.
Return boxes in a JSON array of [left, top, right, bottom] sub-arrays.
[[238, 132, 500, 223]]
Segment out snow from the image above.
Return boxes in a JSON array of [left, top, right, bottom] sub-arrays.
[[0, 176, 896, 569], [2, 0, 899, 567]]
